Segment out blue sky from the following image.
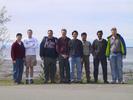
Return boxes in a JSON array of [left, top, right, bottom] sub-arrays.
[[0, 0, 133, 46]]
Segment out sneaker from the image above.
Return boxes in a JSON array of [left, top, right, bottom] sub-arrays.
[[70, 79, 74, 83], [30, 79, 34, 84], [118, 81, 125, 84], [111, 81, 117, 84], [104, 81, 109, 84], [14, 81, 19, 85]]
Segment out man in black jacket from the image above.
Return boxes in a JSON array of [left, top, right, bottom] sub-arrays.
[[92, 30, 109, 84], [40, 30, 58, 83]]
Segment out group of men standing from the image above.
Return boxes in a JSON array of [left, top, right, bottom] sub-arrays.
[[11, 27, 126, 84]]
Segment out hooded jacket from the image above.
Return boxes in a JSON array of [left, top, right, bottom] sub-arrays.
[[106, 33, 126, 57]]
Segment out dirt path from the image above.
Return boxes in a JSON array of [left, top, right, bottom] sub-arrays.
[[0, 84, 133, 100]]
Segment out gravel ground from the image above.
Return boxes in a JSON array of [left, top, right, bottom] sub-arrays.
[[0, 84, 133, 100]]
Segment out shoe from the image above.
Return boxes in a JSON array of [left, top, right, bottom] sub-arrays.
[[30, 79, 34, 84], [17, 82, 24, 84], [14, 81, 19, 85], [51, 81, 56, 84], [94, 80, 98, 83], [44, 80, 48, 84], [118, 81, 125, 84], [70, 80, 75, 83], [60, 80, 64, 84], [87, 77, 91, 83], [104, 81, 109, 84], [75, 80, 82, 84], [87, 80, 90, 83], [26, 79, 29, 84], [111, 81, 116, 84], [65, 80, 71, 84]]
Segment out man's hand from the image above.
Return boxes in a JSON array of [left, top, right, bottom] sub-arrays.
[[32, 43, 35, 46], [122, 55, 126, 59], [81, 58, 83, 62], [62, 55, 68, 59], [13, 60, 16, 64], [41, 57, 44, 60], [23, 58, 25, 61], [107, 57, 110, 61]]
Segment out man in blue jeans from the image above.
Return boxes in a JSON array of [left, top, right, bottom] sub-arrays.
[[106, 27, 126, 84], [11, 33, 25, 84], [68, 31, 83, 83]]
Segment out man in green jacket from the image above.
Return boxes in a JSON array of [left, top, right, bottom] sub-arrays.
[[106, 27, 126, 84]]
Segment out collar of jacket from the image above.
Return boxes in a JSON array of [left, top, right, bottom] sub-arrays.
[[107, 33, 121, 39]]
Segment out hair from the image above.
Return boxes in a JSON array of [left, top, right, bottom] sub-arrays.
[[61, 29, 67, 33], [72, 30, 78, 35], [111, 27, 117, 31], [27, 29, 33, 33], [48, 30, 53, 33], [81, 32, 87, 36], [16, 33, 22, 37], [97, 30, 103, 35]]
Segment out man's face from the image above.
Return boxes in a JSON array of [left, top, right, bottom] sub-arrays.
[[97, 32, 103, 39], [81, 35, 87, 41], [72, 32, 78, 39], [16, 35, 22, 41], [61, 31, 66, 37], [111, 29, 117, 36], [48, 31, 53, 37], [27, 31, 32, 38]]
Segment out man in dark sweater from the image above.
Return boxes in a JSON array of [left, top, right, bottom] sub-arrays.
[[57, 29, 71, 83], [11, 33, 25, 84], [68, 30, 83, 83], [40, 30, 58, 83], [92, 30, 108, 84]]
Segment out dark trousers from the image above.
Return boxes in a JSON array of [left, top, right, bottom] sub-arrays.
[[93, 56, 108, 82], [13, 59, 24, 83], [82, 55, 90, 81], [43, 57, 56, 82], [59, 55, 70, 82]]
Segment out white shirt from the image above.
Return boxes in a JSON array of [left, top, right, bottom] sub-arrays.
[[23, 37, 38, 56]]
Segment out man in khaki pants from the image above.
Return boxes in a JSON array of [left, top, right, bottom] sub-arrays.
[[23, 29, 38, 84]]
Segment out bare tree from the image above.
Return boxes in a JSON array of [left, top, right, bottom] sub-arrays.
[[0, 6, 10, 64]]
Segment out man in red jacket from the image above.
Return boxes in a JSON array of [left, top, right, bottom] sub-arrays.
[[11, 33, 25, 84]]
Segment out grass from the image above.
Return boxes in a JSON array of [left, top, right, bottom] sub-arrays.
[[0, 78, 133, 86], [0, 68, 133, 86], [0, 79, 14, 86], [0, 79, 44, 86], [127, 80, 133, 84]]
